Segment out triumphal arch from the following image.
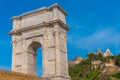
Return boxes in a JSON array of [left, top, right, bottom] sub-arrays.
[[9, 3, 71, 80]]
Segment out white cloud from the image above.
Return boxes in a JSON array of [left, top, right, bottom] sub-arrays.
[[68, 27, 120, 52]]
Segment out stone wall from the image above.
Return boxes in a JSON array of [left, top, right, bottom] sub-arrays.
[[0, 70, 40, 80]]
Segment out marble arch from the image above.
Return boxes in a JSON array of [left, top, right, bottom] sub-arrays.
[[9, 3, 71, 80]]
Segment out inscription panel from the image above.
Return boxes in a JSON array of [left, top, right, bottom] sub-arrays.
[[22, 12, 45, 27]]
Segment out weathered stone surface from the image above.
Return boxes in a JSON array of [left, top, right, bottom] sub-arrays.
[[10, 3, 71, 80]]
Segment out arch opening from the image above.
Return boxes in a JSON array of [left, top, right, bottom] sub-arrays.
[[28, 41, 42, 76]]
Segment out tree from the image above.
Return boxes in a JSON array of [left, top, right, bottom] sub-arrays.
[[87, 52, 99, 60], [115, 54, 120, 67]]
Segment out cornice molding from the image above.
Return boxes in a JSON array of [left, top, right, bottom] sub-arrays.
[[9, 19, 70, 35], [11, 3, 67, 20]]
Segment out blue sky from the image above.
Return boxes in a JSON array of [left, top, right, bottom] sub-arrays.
[[0, 0, 120, 76]]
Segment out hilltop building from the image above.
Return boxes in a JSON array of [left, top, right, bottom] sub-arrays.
[[104, 59, 115, 67], [103, 48, 113, 57], [68, 56, 83, 67], [95, 48, 113, 57], [91, 60, 101, 69], [91, 49, 114, 69]]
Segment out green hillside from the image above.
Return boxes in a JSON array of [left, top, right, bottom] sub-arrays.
[[69, 52, 120, 80]]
